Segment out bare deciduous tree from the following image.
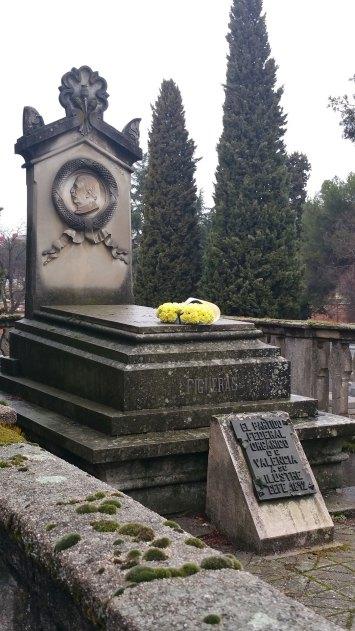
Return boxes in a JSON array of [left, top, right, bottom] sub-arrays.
[[0, 226, 26, 313]]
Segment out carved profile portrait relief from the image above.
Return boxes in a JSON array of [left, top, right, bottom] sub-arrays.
[[43, 157, 129, 265], [70, 173, 101, 215]]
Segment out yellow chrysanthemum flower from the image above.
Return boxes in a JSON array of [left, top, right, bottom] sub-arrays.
[[156, 302, 180, 323], [180, 304, 215, 325]]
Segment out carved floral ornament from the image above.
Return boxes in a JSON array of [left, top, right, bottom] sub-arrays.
[[42, 158, 128, 265], [59, 66, 109, 135]]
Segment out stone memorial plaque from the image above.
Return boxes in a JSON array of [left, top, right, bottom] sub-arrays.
[[231, 416, 316, 501]]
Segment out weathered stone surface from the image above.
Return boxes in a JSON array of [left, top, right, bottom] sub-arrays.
[[0, 403, 16, 426], [112, 569, 340, 631], [6, 306, 290, 410], [0, 443, 340, 631], [206, 413, 334, 553], [15, 67, 142, 317]]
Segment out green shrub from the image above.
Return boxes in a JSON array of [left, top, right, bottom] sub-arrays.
[[45, 523, 57, 532], [54, 533, 81, 553]]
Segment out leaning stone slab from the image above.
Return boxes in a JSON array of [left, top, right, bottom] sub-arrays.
[[0, 443, 339, 630], [206, 412, 334, 553], [0, 403, 16, 426]]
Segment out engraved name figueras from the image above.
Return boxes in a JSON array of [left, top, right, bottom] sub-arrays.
[[231, 416, 316, 501], [186, 374, 238, 395]]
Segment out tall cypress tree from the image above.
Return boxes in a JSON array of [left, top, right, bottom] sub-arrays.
[[287, 152, 311, 239], [201, 0, 300, 318], [135, 80, 201, 306]]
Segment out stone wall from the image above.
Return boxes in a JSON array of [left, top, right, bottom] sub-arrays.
[[0, 442, 340, 630]]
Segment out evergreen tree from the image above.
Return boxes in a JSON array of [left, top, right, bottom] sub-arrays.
[[287, 152, 311, 239], [131, 153, 148, 278], [201, 0, 301, 318], [302, 174, 355, 313], [135, 80, 201, 306], [196, 190, 213, 249]]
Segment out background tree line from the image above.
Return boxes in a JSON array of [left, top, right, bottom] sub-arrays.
[[132, 0, 355, 321]]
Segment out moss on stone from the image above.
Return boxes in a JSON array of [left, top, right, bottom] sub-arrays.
[[126, 566, 169, 584], [126, 561, 200, 584], [98, 504, 117, 515], [0, 426, 25, 446], [200, 555, 242, 571], [0, 399, 8, 406], [0, 460, 11, 468], [114, 549, 122, 557], [101, 499, 121, 508], [76, 503, 98, 514], [185, 537, 206, 549], [111, 491, 123, 497], [180, 563, 200, 576], [113, 538, 124, 546], [119, 522, 155, 542], [85, 491, 106, 502], [150, 537, 171, 549], [126, 549, 142, 560], [91, 520, 119, 533], [163, 520, 183, 532], [143, 547, 168, 561], [224, 554, 243, 570], [121, 559, 140, 570], [54, 533, 81, 553], [45, 523, 57, 532], [10, 454, 28, 465], [203, 614, 221, 625], [113, 587, 125, 597]]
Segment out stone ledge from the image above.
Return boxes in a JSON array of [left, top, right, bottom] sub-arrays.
[[112, 569, 339, 631], [0, 443, 340, 630]]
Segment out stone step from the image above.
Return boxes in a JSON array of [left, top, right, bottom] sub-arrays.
[[1, 393, 210, 465], [0, 372, 317, 437], [16, 317, 280, 364]]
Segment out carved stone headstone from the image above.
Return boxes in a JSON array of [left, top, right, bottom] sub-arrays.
[[206, 412, 334, 553], [15, 66, 142, 315]]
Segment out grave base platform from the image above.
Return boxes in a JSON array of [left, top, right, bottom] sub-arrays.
[[0, 304, 354, 514]]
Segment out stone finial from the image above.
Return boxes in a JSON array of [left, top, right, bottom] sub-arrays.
[[122, 118, 141, 147], [59, 65, 109, 135], [23, 107, 44, 135]]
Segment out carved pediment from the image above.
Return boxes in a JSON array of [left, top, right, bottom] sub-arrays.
[[59, 66, 109, 135]]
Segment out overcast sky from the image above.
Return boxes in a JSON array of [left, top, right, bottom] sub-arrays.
[[0, 0, 354, 229]]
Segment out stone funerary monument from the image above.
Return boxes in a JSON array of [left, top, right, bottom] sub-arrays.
[[0, 67, 353, 539]]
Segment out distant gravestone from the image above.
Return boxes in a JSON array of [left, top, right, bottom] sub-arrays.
[[206, 412, 334, 553]]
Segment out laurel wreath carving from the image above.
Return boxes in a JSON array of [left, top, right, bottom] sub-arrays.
[[52, 158, 118, 231]]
